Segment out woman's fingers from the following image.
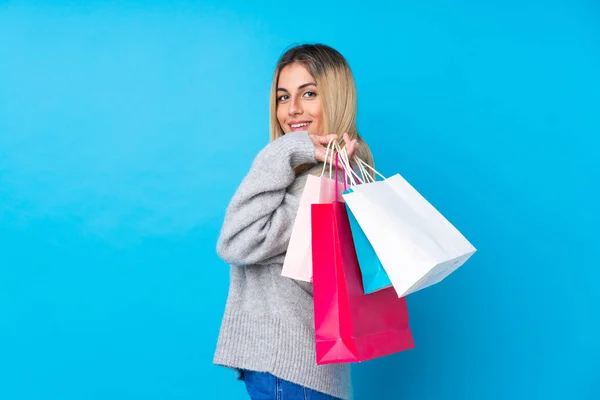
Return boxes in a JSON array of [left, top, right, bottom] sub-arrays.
[[310, 133, 336, 162], [342, 132, 358, 159], [318, 134, 339, 146], [310, 132, 358, 162], [315, 147, 332, 163]]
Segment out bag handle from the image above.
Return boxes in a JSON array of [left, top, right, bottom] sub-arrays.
[[334, 144, 355, 187], [333, 142, 388, 185], [334, 152, 348, 200], [356, 159, 375, 183], [320, 137, 337, 178], [354, 156, 387, 181], [333, 142, 363, 186]]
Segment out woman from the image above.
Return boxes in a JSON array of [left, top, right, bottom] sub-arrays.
[[213, 43, 373, 400]]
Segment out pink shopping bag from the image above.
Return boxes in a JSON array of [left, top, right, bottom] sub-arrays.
[[282, 141, 341, 282], [311, 157, 415, 364]]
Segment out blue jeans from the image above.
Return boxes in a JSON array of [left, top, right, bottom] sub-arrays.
[[242, 370, 342, 400]]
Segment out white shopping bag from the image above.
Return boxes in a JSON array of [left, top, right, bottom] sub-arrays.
[[281, 140, 341, 282], [341, 158, 476, 297]]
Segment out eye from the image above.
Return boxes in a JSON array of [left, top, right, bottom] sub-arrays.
[[277, 94, 290, 102], [303, 91, 317, 98]]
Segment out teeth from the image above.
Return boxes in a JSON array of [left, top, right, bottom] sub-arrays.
[[291, 122, 310, 128]]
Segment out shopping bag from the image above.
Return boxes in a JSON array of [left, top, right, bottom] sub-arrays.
[[334, 150, 394, 294], [281, 140, 341, 282], [342, 157, 477, 298], [346, 207, 393, 294], [311, 182, 415, 364]]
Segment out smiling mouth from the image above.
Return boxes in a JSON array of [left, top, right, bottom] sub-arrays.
[[289, 122, 312, 130]]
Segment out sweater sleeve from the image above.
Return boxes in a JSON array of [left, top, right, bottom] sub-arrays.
[[216, 131, 317, 266]]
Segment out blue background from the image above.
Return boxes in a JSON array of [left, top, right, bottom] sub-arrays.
[[1, 1, 598, 399]]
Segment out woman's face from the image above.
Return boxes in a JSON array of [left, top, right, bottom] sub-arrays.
[[276, 63, 323, 136]]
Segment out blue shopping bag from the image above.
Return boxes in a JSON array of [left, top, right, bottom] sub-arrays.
[[335, 150, 393, 295], [344, 192, 393, 294]]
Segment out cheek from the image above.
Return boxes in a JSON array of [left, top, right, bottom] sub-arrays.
[[308, 104, 324, 135], [276, 107, 286, 124], [308, 103, 323, 122]]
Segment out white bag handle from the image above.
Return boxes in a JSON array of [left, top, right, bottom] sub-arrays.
[[332, 142, 353, 186], [357, 160, 375, 183], [354, 156, 387, 180], [333, 143, 363, 187], [320, 138, 337, 178]]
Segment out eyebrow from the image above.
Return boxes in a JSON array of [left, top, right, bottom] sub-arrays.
[[276, 82, 317, 92]]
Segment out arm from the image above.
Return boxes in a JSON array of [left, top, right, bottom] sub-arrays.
[[216, 131, 317, 266]]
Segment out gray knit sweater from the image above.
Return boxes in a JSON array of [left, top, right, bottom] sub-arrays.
[[213, 131, 352, 399]]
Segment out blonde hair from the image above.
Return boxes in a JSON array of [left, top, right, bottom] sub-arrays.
[[269, 43, 374, 169]]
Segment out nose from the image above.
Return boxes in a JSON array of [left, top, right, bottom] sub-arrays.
[[288, 96, 302, 116]]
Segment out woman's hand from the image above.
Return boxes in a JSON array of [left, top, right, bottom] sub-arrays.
[[342, 132, 358, 160], [308, 132, 358, 164]]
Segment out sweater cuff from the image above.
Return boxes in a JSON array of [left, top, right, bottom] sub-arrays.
[[270, 131, 317, 168]]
